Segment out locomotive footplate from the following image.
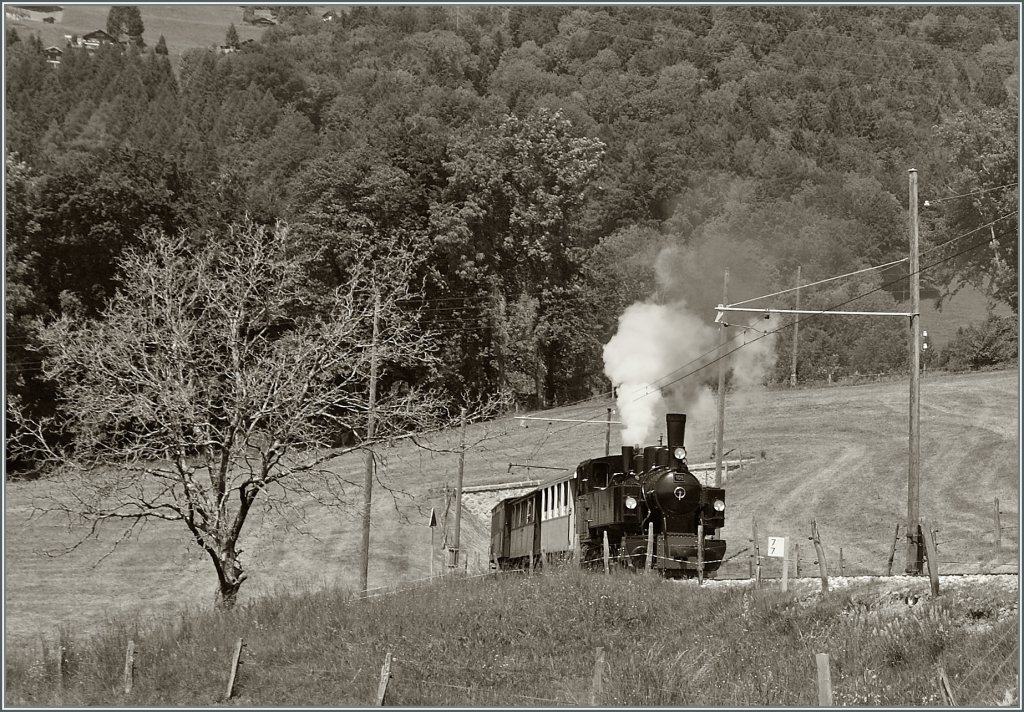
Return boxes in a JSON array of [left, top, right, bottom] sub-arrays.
[[623, 533, 728, 572]]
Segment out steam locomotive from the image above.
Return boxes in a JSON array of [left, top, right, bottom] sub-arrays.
[[490, 413, 727, 578]]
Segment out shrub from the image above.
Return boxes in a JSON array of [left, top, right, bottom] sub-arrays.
[[937, 315, 1017, 371]]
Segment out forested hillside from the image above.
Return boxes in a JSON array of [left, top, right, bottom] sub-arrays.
[[6, 6, 1018, 429]]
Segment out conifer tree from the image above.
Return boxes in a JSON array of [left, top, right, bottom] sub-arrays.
[[225, 23, 239, 48], [155, 34, 167, 55]]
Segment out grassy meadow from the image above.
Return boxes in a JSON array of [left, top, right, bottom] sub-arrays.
[[4, 368, 1018, 655], [4, 565, 1018, 706]]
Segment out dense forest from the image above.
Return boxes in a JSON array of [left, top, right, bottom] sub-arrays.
[[5, 6, 1019, 440]]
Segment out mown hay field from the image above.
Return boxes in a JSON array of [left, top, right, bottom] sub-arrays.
[[4, 369, 1018, 649]]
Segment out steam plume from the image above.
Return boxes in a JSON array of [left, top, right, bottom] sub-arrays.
[[603, 248, 777, 446]]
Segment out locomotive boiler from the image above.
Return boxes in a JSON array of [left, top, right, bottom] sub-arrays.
[[490, 413, 727, 578]]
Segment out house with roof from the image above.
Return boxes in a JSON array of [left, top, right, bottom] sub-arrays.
[[43, 45, 62, 66], [80, 29, 116, 50]]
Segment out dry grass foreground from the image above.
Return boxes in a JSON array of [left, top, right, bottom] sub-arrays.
[[4, 368, 1019, 649], [4, 566, 1019, 706]]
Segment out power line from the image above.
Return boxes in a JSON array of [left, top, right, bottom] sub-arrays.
[[637, 220, 1011, 400], [925, 182, 1018, 204], [729, 258, 909, 308]]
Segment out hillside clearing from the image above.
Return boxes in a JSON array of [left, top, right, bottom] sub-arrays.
[[4, 368, 1018, 647]]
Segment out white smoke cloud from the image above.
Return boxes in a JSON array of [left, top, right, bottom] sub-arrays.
[[730, 320, 777, 390], [603, 250, 778, 447], [603, 300, 717, 445]]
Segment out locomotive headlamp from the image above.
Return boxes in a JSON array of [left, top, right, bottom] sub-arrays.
[[673, 446, 687, 461], [713, 499, 726, 512], [625, 496, 638, 510]]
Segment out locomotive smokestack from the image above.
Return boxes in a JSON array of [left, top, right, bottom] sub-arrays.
[[666, 413, 686, 449], [621, 445, 635, 474]]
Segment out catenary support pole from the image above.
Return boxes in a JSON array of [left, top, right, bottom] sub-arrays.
[[790, 265, 801, 387], [906, 168, 924, 575], [715, 270, 729, 487], [451, 407, 468, 572], [605, 407, 612, 457], [358, 291, 381, 596]]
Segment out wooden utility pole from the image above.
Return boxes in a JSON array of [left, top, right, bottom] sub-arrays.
[[450, 407, 468, 572], [790, 265, 801, 387], [358, 291, 382, 596], [605, 408, 612, 456], [906, 168, 924, 575], [715, 270, 729, 488], [493, 281, 508, 392]]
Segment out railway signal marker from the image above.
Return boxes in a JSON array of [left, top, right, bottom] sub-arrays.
[[767, 536, 786, 558]]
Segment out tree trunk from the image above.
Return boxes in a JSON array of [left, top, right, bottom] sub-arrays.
[[209, 547, 247, 610]]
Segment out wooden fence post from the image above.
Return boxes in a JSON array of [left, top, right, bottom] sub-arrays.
[[839, 548, 845, 577], [810, 520, 829, 594], [994, 497, 1001, 552], [697, 521, 705, 585], [376, 650, 392, 706], [589, 647, 605, 706], [795, 542, 800, 578], [752, 519, 761, 587], [815, 653, 833, 706], [224, 637, 244, 700], [55, 643, 65, 701], [886, 523, 901, 576], [122, 640, 135, 696], [645, 521, 654, 573], [602, 531, 610, 574], [781, 547, 789, 593], [921, 516, 940, 596], [938, 665, 957, 706]]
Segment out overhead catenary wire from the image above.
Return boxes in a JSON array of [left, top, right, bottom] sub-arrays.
[[632, 218, 1015, 402], [925, 182, 1018, 204], [728, 258, 909, 307]]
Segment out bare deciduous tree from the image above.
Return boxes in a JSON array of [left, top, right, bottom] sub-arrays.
[[9, 219, 447, 608]]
